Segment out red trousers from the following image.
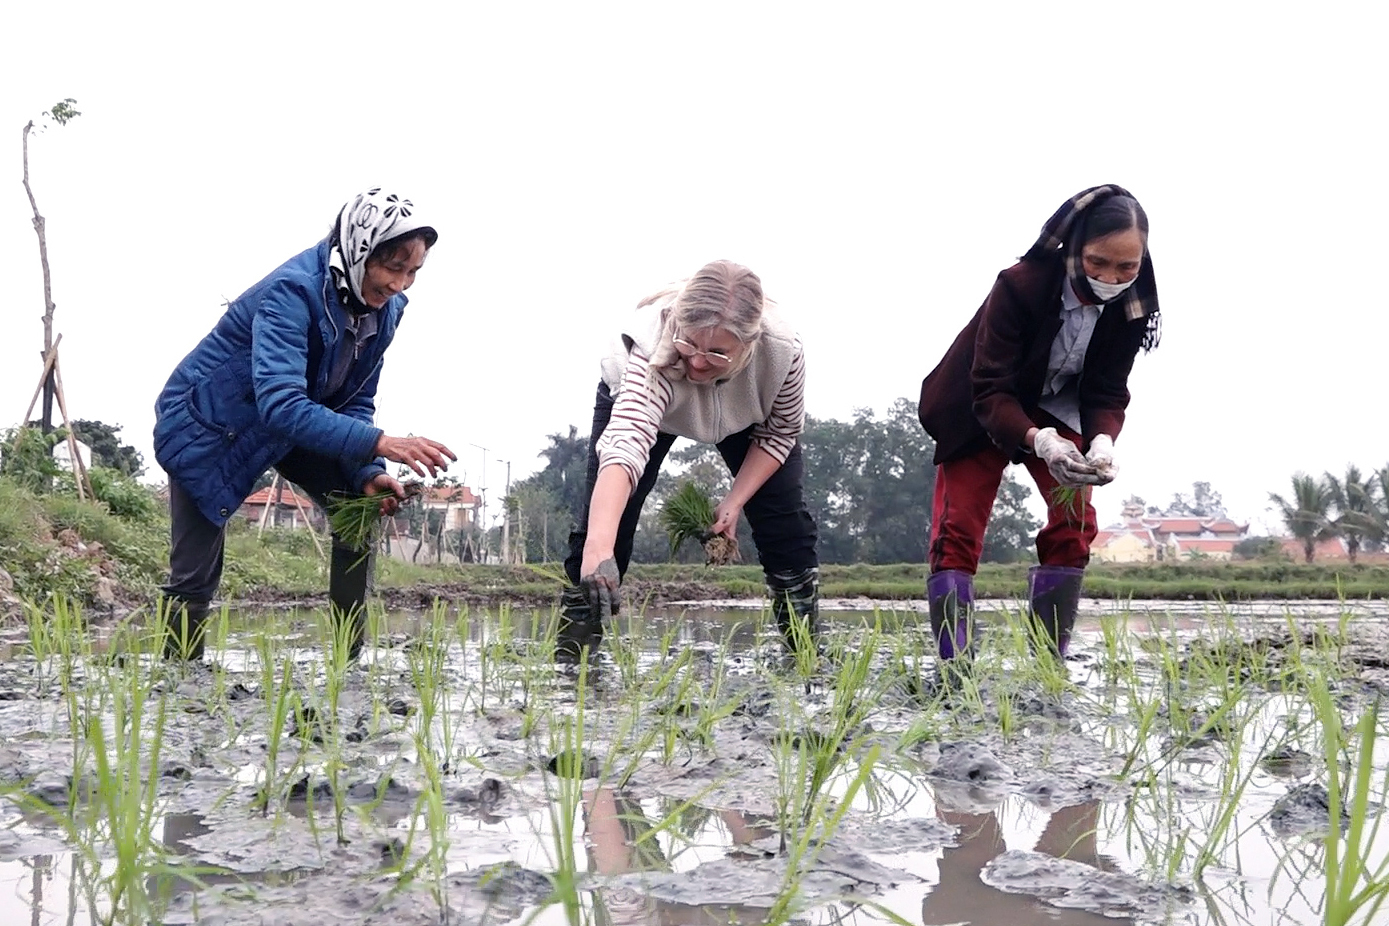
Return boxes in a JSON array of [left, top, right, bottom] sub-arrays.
[[928, 426, 1097, 573]]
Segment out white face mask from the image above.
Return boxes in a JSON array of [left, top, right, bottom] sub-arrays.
[[1086, 275, 1137, 302]]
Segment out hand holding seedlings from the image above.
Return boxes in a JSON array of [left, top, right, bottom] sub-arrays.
[[710, 497, 743, 540], [373, 434, 457, 478], [363, 472, 406, 516], [329, 481, 425, 551], [661, 482, 741, 565], [1085, 434, 1118, 484], [1032, 426, 1101, 486]]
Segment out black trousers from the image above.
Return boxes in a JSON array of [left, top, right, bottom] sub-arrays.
[[163, 449, 362, 604], [564, 382, 818, 585]]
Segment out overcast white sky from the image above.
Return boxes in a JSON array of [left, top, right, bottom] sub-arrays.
[[2, 1, 1384, 538]]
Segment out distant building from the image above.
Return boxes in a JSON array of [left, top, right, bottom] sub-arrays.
[[420, 484, 481, 532], [1092, 501, 1249, 563], [52, 438, 93, 474], [239, 484, 325, 531]]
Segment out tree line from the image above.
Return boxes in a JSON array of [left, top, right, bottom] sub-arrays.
[[1269, 465, 1389, 563]]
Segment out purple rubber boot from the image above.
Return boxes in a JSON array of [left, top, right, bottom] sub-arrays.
[[1028, 565, 1085, 657], [927, 569, 975, 661]]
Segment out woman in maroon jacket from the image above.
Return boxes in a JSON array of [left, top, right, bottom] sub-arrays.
[[917, 185, 1160, 671]]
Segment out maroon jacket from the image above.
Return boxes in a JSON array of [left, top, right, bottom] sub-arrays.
[[918, 257, 1149, 465]]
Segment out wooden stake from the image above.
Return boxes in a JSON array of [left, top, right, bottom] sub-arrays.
[[21, 334, 62, 426], [286, 486, 326, 561], [257, 473, 279, 536], [50, 353, 93, 501]]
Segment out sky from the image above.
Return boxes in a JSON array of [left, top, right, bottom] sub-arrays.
[[2, 1, 1385, 539]]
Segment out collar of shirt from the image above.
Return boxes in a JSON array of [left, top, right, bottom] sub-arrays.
[[1062, 277, 1104, 315]]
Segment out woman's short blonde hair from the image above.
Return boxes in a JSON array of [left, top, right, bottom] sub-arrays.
[[641, 260, 765, 381]]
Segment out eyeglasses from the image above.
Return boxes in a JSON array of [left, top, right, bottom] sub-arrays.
[[672, 337, 733, 367]]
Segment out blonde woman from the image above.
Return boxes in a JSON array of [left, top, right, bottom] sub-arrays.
[[561, 260, 819, 659]]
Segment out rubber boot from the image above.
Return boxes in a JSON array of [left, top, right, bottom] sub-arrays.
[[329, 541, 372, 661], [927, 569, 975, 662], [1028, 565, 1085, 657], [924, 569, 974, 693], [767, 567, 820, 657], [556, 586, 604, 663], [162, 597, 209, 662]]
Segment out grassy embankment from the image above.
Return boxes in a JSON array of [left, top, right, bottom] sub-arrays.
[[3, 473, 1384, 616], [0, 475, 441, 613]]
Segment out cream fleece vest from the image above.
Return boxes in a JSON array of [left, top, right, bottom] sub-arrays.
[[599, 296, 800, 445]]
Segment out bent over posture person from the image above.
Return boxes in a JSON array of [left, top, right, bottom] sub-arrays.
[[562, 260, 819, 659], [917, 185, 1161, 671], [154, 189, 456, 661]]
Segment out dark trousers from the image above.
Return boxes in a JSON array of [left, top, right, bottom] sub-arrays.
[[164, 449, 361, 604], [564, 382, 818, 585], [927, 420, 1097, 573]]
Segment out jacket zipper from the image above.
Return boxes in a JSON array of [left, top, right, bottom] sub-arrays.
[[318, 273, 389, 412]]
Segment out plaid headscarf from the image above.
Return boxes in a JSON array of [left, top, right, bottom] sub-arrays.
[[328, 188, 438, 309], [1024, 184, 1161, 351]]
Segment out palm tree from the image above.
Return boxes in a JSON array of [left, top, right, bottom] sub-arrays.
[[1325, 465, 1378, 564], [1370, 465, 1389, 551], [1269, 473, 1334, 563]]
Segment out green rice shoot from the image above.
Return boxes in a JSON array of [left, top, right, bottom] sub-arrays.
[[327, 481, 424, 552]]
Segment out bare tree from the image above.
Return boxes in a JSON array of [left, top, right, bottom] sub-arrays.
[[21, 98, 81, 433]]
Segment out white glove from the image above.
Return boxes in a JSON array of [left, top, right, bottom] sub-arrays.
[[1033, 427, 1101, 487], [1085, 434, 1118, 485]]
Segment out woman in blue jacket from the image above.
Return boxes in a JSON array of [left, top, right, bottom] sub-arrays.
[[154, 188, 456, 661]]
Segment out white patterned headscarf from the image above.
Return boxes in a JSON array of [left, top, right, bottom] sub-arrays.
[[328, 188, 438, 308]]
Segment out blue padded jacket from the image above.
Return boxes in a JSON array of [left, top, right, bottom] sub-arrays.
[[153, 238, 402, 525]]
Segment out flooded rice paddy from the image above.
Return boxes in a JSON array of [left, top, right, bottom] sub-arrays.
[[2, 596, 1389, 925]]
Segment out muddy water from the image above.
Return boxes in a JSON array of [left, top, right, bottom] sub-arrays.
[[1, 601, 1387, 925]]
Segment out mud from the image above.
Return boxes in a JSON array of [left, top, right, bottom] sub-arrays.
[[1, 608, 1386, 925]]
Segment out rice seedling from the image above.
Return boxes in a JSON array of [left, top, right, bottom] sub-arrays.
[[326, 480, 424, 553], [1312, 678, 1389, 926], [537, 657, 595, 924], [765, 745, 882, 925], [252, 629, 299, 818], [288, 607, 361, 848], [405, 600, 461, 770], [660, 480, 738, 565], [1048, 483, 1088, 524], [82, 651, 174, 925]]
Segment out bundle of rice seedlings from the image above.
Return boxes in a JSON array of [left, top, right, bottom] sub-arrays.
[[660, 481, 740, 566], [1049, 484, 1087, 524], [327, 481, 424, 552]]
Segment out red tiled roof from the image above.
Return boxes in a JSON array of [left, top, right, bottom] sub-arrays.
[[1201, 519, 1249, 534], [243, 486, 315, 508], [1098, 525, 1158, 547]]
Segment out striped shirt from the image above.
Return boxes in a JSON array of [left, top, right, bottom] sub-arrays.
[[596, 340, 807, 488]]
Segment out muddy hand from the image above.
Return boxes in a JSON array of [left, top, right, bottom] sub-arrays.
[[580, 558, 621, 620], [374, 435, 457, 479]]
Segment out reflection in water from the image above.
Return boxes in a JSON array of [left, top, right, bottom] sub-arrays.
[[583, 786, 781, 926], [920, 786, 1130, 926]]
